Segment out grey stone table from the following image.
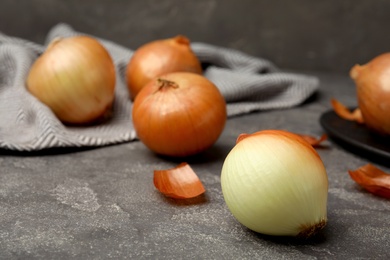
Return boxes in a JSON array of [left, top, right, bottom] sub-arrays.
[[0, 72, 389, 259]]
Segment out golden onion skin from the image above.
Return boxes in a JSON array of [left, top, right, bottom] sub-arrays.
[[132, 72, 226, 157]]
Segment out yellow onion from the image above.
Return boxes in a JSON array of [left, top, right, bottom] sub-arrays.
[[221, 130, 328, 238], [132, 72, 226, 157], [26, 36, 116, 124], [126, 35, 202, 100], [350, 53, 390, 135]]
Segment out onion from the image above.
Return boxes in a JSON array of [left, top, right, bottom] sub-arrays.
[[27, 36, 116, 124], [221, 130, 328, 237], [154, 162, 205, 199], [350, 53, 390, 135], [132, 72, 226, 157], [126, 35, 202, 100]]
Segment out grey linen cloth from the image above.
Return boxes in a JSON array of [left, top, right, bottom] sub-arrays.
[[0, 24, 318, 151]]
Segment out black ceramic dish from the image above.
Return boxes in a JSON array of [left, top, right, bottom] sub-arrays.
[[320, 109, 390, 165]]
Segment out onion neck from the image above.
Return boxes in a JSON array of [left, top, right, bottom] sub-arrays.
[[350, 64, 363, 80], [157, 78, 179, 91], [297, 219, 327, 238], [173, 35, 190, 46], [236, 133, 250, 144], [47, 37, 63, 50]]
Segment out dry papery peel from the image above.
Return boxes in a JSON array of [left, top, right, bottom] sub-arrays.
[[297, 133, 328, 148], [331, 98, 364, 124], [348, 164, 390, 199], [153, 162, 205, 199]]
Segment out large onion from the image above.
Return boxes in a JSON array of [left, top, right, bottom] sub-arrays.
[[221, 130, 328, 237], [27, 36, 116, 124], [126, 35, 202, 100], [132, 72, 226, 157], [350, 53, 390, 135]]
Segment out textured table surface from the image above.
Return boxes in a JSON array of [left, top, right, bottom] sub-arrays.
[[0, 71, 389, 259]]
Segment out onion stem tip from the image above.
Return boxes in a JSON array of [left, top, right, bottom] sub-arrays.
[[157, 78, 179, 91]]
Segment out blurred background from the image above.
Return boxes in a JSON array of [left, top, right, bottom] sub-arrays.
[[1, 0, 389, 73]]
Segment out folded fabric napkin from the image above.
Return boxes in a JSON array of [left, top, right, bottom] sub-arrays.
[[0, 24, 318, 151]]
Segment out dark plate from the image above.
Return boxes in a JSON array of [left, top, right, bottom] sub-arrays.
[[319, 109, 390, 165]]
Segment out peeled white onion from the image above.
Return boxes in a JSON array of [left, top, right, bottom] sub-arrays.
[[221, 130, 328, 237]]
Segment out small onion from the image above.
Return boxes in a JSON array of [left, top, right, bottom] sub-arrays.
[[132, 72, 227, 157], [126, 35, 202, 100], [27, 36, 116, 124], [350, 53, 390, 135], [221, 130, 328, 237]]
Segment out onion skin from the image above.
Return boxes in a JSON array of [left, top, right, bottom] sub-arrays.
[[349, 164, 390, 199], [126, 35, 202, 100], [331, 98, 364, 124], [132, 72, 227, 157], [297, 133, 328, 148], [154, 162, 205, 199], [27, 36, 116, 124], [350, 53, 390, 135], [221, 130, 328, 237]]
